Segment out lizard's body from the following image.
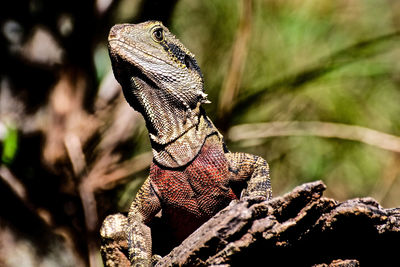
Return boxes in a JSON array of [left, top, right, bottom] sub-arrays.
[[100, 21, 271, 266], [150, 133, 236, 241]]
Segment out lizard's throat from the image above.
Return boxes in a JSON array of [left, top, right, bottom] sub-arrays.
[[147, 104, 202, 145], [150, 113, 212, 168], [125, 76, 210, 168], [128, 76, 200, 144]]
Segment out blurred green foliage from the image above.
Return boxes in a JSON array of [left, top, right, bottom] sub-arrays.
[[1, 125, 18, 165]]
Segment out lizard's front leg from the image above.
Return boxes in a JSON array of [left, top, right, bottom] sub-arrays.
[[126, 178, 161, 266], [101, 178, 161, 267], [226, 152, 272, 200], [126, 205, 153, 266], [100, 208, 154, 267]]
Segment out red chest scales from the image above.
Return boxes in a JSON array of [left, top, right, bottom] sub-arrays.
[[150, 136, 238, 240]]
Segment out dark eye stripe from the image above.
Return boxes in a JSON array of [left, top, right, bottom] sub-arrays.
[[161, 42, 203, 79]]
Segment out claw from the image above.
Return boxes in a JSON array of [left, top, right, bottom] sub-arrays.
[[151, 254, 162, 266]]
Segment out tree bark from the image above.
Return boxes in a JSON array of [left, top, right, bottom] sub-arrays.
[[102, 181, 400, 266], [155, 181, 400, 266]]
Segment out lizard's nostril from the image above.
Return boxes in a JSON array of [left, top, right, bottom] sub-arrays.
[[109, 24, 124, 40]]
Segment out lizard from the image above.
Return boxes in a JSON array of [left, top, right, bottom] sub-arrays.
[[100, 21, 272, 267]]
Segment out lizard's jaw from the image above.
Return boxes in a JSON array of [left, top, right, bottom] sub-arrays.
[[109, 40, 153, 89]]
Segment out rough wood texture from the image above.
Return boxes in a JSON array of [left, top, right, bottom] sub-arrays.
[[102, 181, 400, 266], [155, 181, 400, 266]]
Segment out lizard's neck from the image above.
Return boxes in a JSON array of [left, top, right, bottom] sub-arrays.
[[150, 109, 217, 168], [145, 98, 202, 146], [124, 76, 216, 168]]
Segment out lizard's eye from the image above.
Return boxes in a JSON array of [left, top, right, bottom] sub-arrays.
[[152, 27, 164, 42]]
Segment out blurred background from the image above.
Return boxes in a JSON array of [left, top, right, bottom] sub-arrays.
[[1, 0, 400, 266]]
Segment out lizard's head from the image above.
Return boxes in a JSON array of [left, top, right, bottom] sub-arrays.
[[108, 21, 213, 164], [108, 21, 209, 117]]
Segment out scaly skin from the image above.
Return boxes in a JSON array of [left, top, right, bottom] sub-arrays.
[[100, 21, 272, 266]]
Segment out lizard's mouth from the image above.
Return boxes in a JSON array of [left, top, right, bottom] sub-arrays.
[[109, 47, 158, 91], [128, 63, 159, 91]]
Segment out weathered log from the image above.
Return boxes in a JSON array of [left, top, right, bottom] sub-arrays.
[[101, 181, 400, 266], [155, 181, 400, 266]]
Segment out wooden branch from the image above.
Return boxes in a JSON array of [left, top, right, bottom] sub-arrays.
[[228, 121, 400, 153], [155, 181, 400, 266], [102, 181, 400, 266]]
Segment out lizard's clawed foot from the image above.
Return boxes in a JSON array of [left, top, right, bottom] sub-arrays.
[[130, 254, 161, 267], [151, 254, 162, 266], [132, 260, 150, 267], [100, 213, 128, 240]]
